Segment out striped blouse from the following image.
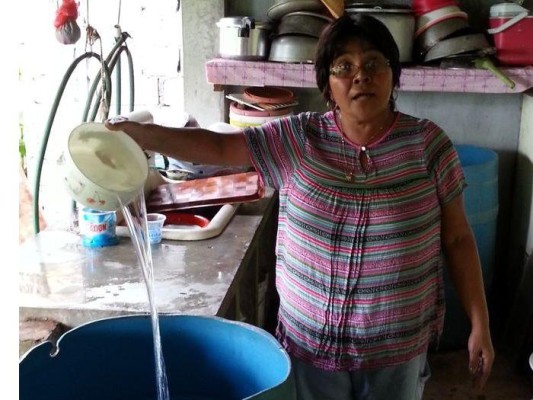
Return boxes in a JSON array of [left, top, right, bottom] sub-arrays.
[[243, 110, 466, 371]]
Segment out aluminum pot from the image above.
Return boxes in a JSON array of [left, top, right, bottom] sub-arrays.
[[345, 6, 415, 62], [414, 16, 470, 58], [277, 11, 332, 37], [216, 17, 272, 60], [268, 34, 319, 63], [423, 33, 492, 62], [267, 0, 326, 21]]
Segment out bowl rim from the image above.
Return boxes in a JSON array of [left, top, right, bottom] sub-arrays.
[[67, 122, 148, 195]]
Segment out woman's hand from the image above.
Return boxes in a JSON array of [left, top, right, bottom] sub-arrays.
[[441, 194, 495, 394], [105, 118, 146, 148], [468, 326, 494, 393]]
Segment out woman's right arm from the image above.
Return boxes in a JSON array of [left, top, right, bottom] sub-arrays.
[[105, 120, 252, 167]]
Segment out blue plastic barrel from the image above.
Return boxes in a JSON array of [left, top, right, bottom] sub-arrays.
[[19, 315, 296, 400], [441, 144, 499, 349]]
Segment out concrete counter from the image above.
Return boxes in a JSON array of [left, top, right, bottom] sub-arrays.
[[19, 189, 278, 329]]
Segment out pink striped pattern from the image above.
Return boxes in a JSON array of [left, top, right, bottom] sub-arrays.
[[243, 111, 465, 370]]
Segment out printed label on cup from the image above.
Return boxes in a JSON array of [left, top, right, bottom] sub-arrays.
[[79, 208, 119, 247], [147, 213, 166, 244]]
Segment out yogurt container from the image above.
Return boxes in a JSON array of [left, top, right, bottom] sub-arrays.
[[79, 208, 119, 247]]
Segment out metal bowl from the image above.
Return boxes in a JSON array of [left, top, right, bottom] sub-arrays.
[[415, 5, 464, 32], [267, 0, 326, 21], [414, 17, 470, 58], [268, 34, 319, 63], [423, 33, 491, 63], [277, 11, 332, 38]]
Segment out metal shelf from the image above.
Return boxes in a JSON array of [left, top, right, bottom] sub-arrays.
[[205, 58, 533, 94]]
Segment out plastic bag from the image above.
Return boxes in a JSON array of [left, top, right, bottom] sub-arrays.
[[54, 0, 81, 45]]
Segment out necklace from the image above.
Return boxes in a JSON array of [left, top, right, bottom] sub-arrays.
[[336, 110, 387, 182], [339, 135, 355, 182]]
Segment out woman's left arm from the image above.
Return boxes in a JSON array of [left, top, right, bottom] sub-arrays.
[[441, 194, 495, 393]]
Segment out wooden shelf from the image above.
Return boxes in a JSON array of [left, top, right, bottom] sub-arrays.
[[206, 58, 533, 94]]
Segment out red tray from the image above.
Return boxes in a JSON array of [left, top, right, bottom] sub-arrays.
[[147, 171, 264, 213]]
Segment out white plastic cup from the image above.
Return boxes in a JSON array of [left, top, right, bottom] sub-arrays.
[[147, 213, 166, 244]]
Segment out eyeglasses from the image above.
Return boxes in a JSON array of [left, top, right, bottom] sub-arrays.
[[329, 58, 390, 79]]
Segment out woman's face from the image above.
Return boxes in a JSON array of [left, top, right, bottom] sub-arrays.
[[328, 39, 393, 122]]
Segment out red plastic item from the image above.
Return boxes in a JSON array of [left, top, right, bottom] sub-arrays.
[[162, 213, 210, 228], [412, 0, 458, 16], [147, 172, 264, 213], [229, 101, 294, 117], [243, 87, 295, 104], [54, 0, 79, 28], [489, 16, 533, 66]]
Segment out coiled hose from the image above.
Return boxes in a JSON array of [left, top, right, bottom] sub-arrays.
[[32, 31, 135, 234]]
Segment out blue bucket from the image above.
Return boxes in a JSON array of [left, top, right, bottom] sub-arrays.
[[441, 144, 499, 349], [19, 315, 296, 400]]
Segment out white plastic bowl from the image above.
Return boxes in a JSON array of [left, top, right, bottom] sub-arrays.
[[60, 122, 148, 211]]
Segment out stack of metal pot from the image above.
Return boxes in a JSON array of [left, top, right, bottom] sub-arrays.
[[345, 2, 416, 63], [410, 0, 516, 89], [411, 0, 493, 63], [267, 0, 333, 63]]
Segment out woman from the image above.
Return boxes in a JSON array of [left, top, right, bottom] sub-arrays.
[[106, 13, 494, 400]]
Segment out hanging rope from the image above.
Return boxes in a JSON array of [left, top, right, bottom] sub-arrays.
[[117, 0, 122, 26], [84, 0, 110, 124]]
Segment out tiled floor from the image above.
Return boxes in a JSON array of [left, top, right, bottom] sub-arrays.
[[423, 349, 532, 400]]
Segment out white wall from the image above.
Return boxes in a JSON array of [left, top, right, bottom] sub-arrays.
[[181, 0, 225, 127], [513, 94, 533, 259]]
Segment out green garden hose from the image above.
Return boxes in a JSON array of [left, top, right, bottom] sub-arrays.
[[33, 32, 135, 234]]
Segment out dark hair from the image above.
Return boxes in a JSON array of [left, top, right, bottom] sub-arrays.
[[315, 13, 401, 104]]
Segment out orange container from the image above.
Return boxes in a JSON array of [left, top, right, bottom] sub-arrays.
[[488, 4, 533, 66]]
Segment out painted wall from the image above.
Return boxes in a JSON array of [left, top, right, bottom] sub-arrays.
[[507, 94, 533, 289], [181, 1, 225, 127], [519, 95, 533, 255]]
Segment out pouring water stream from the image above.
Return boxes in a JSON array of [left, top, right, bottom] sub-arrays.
[[63, 119, 170, 399], [119, 189, 170, 400]]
